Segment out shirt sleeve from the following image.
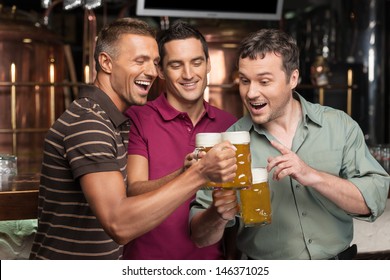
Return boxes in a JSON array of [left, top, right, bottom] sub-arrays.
[[342, 118, 390, 221], [126, 107, 149, 159], [63, 109, 120, 179]]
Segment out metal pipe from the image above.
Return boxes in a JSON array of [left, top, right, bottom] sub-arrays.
[[10, 63, 16, 154], [42, 0, 63, 26], [347, 68, 353, 116]]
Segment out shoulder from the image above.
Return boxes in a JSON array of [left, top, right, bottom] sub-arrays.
[[318, 104, 357, 127], [301, 97, 358, 128], [228, 115, 252, 131], [207, 104, 237, 121], [57, 98, 115, 136], [125, 101, 158, 120]]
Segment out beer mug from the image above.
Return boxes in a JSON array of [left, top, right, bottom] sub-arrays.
[[220, 131, 252, 189], [238, 167, 272, 227], [195, 132, 222, 189]]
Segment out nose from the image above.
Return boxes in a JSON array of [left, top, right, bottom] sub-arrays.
[[246, 82, 260, 99], [145, 62, 158, 78], [182, 64, 194, 80]]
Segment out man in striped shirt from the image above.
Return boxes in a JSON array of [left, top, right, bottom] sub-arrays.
[[30, 18, 237, 260]]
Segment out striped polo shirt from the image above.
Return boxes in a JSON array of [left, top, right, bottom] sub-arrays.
[[30, 85, 129, 259]]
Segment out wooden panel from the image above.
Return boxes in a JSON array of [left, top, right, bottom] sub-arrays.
[[0, 190, 38, 220]]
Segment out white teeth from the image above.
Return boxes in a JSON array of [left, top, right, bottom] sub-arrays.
[[135, 81, 151, 86]]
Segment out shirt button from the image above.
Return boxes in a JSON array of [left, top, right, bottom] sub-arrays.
[[187, 128, 191, 132], [308, 239, 312, 244], [302, 211, 307, 216], [296, 184, 301, 189]]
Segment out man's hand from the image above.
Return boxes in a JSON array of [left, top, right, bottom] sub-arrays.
[[211, 189, 239, 221], [199, 141, 237, 183], [267, 140, 316, 186]]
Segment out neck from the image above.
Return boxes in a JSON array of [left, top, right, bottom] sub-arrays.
[[94, 76, 126, 113], [166, 94, 206, 125], [266, 98, 302, 149]]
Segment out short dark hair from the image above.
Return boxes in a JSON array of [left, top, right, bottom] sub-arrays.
[[94, 17, 156, 72], [157, 20, 209, 66], [238, 29, 300, 81]]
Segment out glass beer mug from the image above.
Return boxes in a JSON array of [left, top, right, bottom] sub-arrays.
[[220, 131, 252, 189], [238, 167, 272, 227], [195, 132, 223, 189]]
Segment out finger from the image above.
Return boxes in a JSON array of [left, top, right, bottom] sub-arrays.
[[273, 165, 291, 181], [267, 154, 287, 173], [270, 140, 290, 155], [186, 152, 195, 161], [267, 156, 277, 172], [215, 140, 237, 152], [213, 190, 237, 202], [193, 148, 207, 161], [216, 200, 239, 219], [213, 189, 235, 197]]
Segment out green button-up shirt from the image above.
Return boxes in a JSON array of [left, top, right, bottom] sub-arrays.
[[191, 93, 390, 259]]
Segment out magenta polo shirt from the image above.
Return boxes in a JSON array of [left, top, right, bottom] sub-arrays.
[[123, 93, 237, 260]]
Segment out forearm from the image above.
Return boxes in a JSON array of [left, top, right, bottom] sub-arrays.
[[114, 163, 208, 244], [308, 169, 370, 215], [127, 168, 183, 196], [190, 207, 229, 248]]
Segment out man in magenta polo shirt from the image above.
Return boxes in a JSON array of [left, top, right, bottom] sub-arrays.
[[123, 20, 237, 259]]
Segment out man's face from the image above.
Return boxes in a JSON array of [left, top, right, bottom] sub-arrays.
[[238, 52, 299, 126], [159, 37, 211, 110], [110, 34, 159, 107]]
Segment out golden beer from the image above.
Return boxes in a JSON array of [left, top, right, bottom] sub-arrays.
[[239, 167, 272, 227], [221, 131, 252, 189]]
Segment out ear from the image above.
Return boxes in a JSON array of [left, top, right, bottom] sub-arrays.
[[206, 59, 211, 74], [157, 65, 165, 80], [290, 69, 299, 89], [98, 52, 112, 74]]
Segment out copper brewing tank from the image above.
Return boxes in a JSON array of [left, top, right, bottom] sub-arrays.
[[200, 26, 245, 119], [0, 6, 66, 173], [199, 21, 268, 119]]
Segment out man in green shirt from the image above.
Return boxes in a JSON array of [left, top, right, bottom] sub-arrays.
[[189, 28, 390, 260]]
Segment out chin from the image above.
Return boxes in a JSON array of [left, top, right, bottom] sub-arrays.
[[132, 96, 148, 106], [251, 114, 268, 125]]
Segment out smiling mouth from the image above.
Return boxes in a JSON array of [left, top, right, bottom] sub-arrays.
[[135, 80, 151, 91], [250, 102, 267, 110], [181, 81, 197, 88]]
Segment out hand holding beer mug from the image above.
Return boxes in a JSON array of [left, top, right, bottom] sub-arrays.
[[195, 133, 222, 159], [238, 167, 272, 227], [221, 131, 252, 189], [195, 132, 223, 189]]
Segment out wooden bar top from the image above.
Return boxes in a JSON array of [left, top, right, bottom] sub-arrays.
[[0, 173, 39, 221]]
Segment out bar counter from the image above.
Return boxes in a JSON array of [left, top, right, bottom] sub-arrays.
[[0, 173, 39, 221]]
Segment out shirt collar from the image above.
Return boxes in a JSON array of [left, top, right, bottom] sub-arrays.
[[78, 85, 128, 128], [295, 91, 323, 128], [154, 92, 216, 121]]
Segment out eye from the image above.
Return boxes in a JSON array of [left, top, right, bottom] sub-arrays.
[[192, 59, 203, 67], [260, 79, 270, 86], [135, 58, 145, 65], [169, 62, 181, 69], [239, 77, 249, 85]]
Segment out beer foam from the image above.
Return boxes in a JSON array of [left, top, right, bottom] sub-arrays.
[[221, 131, 250, 144], [251, 167, 268, 183], [195, 132, 222, 147]]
